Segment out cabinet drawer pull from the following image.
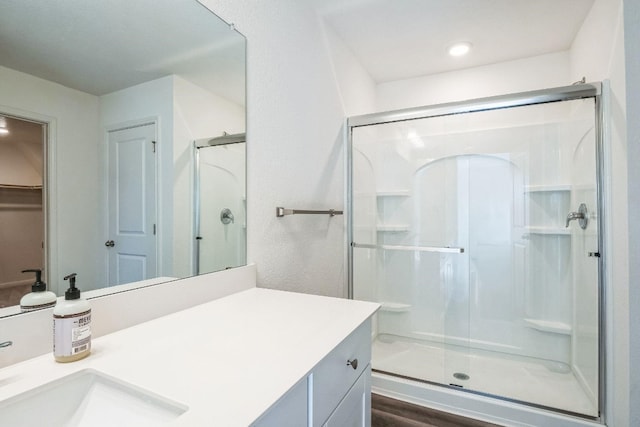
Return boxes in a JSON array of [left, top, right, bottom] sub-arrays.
[[347, 358, 358, 370]]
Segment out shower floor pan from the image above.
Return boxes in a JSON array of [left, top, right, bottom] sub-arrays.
[[372, 334, 597, 417]]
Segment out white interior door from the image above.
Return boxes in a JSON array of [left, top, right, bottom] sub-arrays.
[[107, 123, 157, 285]]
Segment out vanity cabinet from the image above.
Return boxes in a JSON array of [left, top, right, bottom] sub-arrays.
[[254, 319, 372, 427], [323, 366, 370, 427], [254, 377, 308, 427], [0, 287, 379, 426]]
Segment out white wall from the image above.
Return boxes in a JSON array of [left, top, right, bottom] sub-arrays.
[[376, 51, 571, 112], [321, 22, 377, 116], [570, 0, 622, 82], [199, 0, 347, 297], [623, 0, 640, 425], [0, 66, 101, 295]]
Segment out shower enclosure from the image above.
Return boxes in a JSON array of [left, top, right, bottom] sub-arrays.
[[348, 84, 603, 420], [194, 135, 246, 274]]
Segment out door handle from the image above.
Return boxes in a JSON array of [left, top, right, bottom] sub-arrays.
[[566, 203, 588, 229], [105, 240, 115, 247]]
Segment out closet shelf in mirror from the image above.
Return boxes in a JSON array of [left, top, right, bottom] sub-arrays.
[[377, 190, 411, 197], [377, 224, 410, 232], [524, 184, 571, 193], [0, 183, 42, 190], [524, 226, 570, 236]]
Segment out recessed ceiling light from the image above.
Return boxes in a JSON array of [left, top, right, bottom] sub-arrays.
[[448, 42, 472, 57]]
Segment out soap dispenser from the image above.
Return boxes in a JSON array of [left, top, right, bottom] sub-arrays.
[[19, 269, 57, 312], [53, 273, 91, 362]]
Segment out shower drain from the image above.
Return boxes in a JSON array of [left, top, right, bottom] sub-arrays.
[[453, 372, 470, 381]]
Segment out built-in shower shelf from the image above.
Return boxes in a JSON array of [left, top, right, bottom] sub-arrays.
[[524, 185, 571, 193], [379, 302, 411, 313], [376, 190, 411, 197], [377, 224, 410, 232], [525, 226, 571, 236], [524, 318, 572, 335]]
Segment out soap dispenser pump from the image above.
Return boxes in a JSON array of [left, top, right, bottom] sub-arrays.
[[20, 269, 56, 312], [53, 273, 91, 362]]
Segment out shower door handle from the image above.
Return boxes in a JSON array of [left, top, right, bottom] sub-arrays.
[[565, 203, 588, 229]]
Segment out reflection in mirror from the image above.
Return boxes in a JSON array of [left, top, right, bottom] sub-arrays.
[[194, 135, 246, 274], [0, 0, 246, 316], [0, 117, 45, 308]]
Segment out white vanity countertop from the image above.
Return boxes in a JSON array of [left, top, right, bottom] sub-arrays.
[[0, 288, 379, 426]]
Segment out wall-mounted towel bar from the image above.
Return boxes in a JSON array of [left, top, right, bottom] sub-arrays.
[[0, 184, 43, 190], [352, 242, 464, 254], [276, 207, 343, 217]]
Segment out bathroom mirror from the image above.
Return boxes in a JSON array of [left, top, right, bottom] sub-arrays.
[[0, 0, 246, 315]]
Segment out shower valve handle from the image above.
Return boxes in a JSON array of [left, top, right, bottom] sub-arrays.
[[220, 208, 235, 225], [565, 203, 588, 229]]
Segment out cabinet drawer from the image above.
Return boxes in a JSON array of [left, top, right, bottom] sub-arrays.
[[323, 365, 370, 427], [313, 320, 371, 426]]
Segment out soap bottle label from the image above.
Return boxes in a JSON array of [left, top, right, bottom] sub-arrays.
[[53, 310, 92, 357]]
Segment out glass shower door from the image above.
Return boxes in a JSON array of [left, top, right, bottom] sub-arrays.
[[195, 142, 246, 274], [412, 154, 471, 389], [350, 93, 601, 417], [351, 123, 470, 390]]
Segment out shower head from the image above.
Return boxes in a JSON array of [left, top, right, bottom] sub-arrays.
[[194, 132, 246, 148], [207, 132, 245, 145]]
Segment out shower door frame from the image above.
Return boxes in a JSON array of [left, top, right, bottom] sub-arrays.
[[346, 82, 607, 421], [192, 138, 247, 276]]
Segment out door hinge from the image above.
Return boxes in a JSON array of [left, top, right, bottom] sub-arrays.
[[152, 140, 156, 153], [153, 224, 156, 235]]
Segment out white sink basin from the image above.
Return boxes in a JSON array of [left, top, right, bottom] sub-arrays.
[[0, 369, 188, 426]]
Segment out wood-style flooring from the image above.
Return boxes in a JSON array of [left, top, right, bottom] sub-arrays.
[[371, 393, 504, 427]]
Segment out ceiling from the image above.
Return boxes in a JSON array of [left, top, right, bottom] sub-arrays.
[[313, 0, 596, 83], [0, 1, 595, 103], [0, 0, 245, 105]]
